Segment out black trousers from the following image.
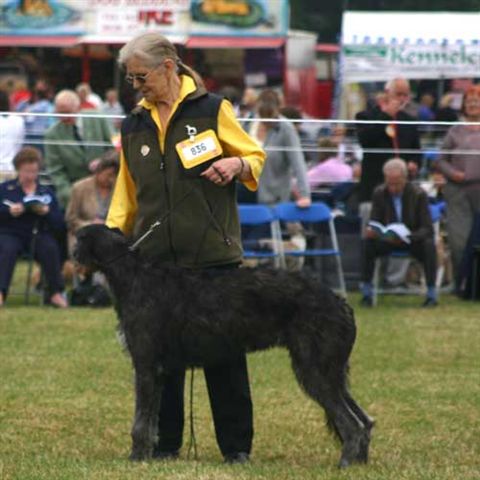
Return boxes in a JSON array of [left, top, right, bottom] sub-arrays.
[[155, 264, 253, 457], [361, 237, 437, 287], [0, 232, 65, 297], [156, 356, 253, 456]]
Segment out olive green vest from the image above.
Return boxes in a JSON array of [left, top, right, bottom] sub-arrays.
[[121, 88, 242, 268]]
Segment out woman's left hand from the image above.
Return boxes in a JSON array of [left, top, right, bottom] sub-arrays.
[[201, 157, 243, 186]]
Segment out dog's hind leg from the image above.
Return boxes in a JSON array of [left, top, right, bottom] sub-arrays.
[[343, 391, 374, 432], [289, 347, 370, 468], [341, 390, 374, 464], [129, 365, 163, 461]]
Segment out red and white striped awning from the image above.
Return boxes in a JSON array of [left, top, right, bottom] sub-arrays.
[[186, 36, 284, 49], [0, 35, 80, 47]]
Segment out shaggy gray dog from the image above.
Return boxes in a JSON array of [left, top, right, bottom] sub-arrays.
[[74, 224, 373, 467]]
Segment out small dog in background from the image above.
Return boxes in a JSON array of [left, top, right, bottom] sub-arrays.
[[74, 224, 373, 468], [243, 222, 306, 270]]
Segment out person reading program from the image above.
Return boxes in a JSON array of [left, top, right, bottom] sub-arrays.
[[360, 158, 438, 307]]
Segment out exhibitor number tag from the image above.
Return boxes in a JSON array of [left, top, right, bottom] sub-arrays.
[[176, 129, 223, 169]]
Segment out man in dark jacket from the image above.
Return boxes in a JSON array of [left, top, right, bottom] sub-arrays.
[[360, 158, 437, 308], [356, 78, 421, 207], [356, 78, 423, 290]]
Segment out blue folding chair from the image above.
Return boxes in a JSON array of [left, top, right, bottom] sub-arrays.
[[238, 204, 284, 268], [273, 202, 347, 297]]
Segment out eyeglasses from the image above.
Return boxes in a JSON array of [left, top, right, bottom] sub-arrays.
[[125, 67, 157, 85]]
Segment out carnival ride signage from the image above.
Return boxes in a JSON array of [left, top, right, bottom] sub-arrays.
[[0, 0, 287, 40], [191, 0, 268, 28]]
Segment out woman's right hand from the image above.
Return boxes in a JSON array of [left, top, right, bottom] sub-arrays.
[[9, 203, 25, 217]]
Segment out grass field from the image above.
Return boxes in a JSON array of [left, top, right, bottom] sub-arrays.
[[1, 271, 479, 479]]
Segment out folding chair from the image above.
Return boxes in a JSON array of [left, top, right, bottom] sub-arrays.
[[238, 204, 284, 269], [372, 202, 444, 305], [273, 202, 347, 297]]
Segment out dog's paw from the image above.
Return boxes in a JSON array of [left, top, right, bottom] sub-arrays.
[[338, 430, 371, 468], [129, 448, 152, 462]]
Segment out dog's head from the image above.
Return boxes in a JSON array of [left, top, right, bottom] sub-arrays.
[[74, 224, 130, 269]]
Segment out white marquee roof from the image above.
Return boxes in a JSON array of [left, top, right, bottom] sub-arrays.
[[342, 11, 480, 45]]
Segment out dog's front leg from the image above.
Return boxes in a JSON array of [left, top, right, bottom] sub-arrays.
[[129, 365, 163, 461]]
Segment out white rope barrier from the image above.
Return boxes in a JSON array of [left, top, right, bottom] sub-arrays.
[[2, 112, 480, 162], [2, 110, 478, 126]]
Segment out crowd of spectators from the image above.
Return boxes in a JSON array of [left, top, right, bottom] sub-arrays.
[[0, 73, 479, 306], [230, 77, 479, 303], [0, 81, 120, 307]]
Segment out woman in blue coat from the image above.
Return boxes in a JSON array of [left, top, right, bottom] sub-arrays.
[[0, 147, 67, 307]]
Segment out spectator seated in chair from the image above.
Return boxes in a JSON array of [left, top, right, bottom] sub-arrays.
[[0, 147, 67, 307], [66, 149, 119, 305], [360, 158, 438, 308]]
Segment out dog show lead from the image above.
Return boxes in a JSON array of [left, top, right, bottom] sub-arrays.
[[105, 32, 266, 464]]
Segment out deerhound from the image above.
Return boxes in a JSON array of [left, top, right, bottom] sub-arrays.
[[74, 224, 373, 467]]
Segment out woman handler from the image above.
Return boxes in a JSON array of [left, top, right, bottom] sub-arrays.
[[106, 32, 265, 463]]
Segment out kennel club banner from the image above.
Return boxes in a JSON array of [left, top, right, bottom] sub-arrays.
[[342, 43, 480, 84], [0, 0, 288, 43], [341, 11, 480, 84]]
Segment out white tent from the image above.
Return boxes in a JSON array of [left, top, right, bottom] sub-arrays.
[[340, 11, 480, 83]]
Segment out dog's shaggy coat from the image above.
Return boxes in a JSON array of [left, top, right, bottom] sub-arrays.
[[74, 224, 373, 467]]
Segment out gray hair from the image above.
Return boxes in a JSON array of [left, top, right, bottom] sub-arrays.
[[118, 32, 179, 69], [54, 89, 80, 111], [383, 158, 408, 177], [118, 32, 204, 87], [75, 82, 91, 96], [384, 77, 410, 94]]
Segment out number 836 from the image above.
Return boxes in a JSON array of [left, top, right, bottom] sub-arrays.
[[191, 143, 207, 155]]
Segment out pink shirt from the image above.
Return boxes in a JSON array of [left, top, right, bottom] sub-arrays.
[[307, 157, 353, 187]]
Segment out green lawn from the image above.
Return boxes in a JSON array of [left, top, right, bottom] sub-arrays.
[[1, 285, 479, 479]]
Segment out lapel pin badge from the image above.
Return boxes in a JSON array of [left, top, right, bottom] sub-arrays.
[[186, 124, 197, 142], [141, 145, 150, 157]]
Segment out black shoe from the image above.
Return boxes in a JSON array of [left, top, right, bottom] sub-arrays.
[[422, 297, 438, 308], [224, 452, 250, 464], [152, 450, 179, 460], [360, 295, 373, 307]]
